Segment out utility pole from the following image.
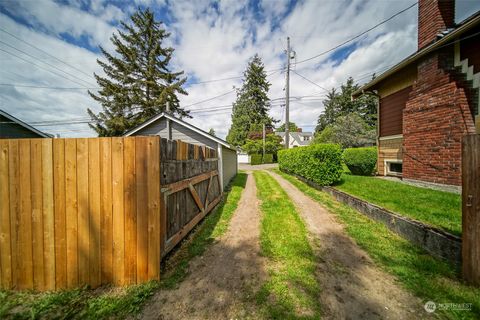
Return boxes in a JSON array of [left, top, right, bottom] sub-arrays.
[[285, 36, 291, 149], [262, 123, 266, 162]]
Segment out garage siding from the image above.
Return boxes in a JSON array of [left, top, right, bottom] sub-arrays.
[[134, 118, 217, 149], [221, 146, 237, 188]]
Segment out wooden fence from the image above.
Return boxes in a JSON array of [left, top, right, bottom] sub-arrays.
[[462, 134, 480, 286], [0, 136, 221, 291]]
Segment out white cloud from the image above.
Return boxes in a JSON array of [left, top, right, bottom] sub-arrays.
[[0, 13, 104, 137], [0, 0, 420, 138], [1, 0, 119, 50]]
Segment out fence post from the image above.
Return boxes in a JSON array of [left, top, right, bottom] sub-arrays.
[[462, 134, 480, 286]]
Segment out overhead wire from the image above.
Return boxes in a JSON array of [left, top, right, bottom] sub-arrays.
[[0, 27, 95, 79], [0, 47, 95, 88], [0, 40, 96, 87], [292, 1, 418, 66]]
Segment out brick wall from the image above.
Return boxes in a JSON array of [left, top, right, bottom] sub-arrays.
[[403, 50, 476, 185], [418, 0, 455, 50]]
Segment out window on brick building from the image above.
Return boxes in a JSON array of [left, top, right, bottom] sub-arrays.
[[386, 161, 403, 176]]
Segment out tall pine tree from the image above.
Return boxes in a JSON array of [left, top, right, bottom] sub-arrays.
[[315, 77, 377, 132], [226, 54, 275, 147], [88, 8, 188, 136]]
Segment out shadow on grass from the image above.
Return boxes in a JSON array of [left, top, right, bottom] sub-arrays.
[[0, 172, 249, 320], [276, 170, 480, 319]]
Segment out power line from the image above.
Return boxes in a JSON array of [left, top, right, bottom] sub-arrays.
[[0, 66, 284, 91], [0, 40, 96, 87], [0, 27, 95, 79], [0, 48, 95, 88], [292, 70, 329, 92], [293, 2, 417, 65], [184, 89, 236, 108], [0, 83, 99, 90]]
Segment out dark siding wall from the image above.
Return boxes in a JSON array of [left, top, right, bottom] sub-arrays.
[[0, 115, 43, 139], [379, 86, 412, 137]]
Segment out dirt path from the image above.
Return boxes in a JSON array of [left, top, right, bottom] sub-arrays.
[[268, 170, 425, 319], [140, 172, 265, 320]]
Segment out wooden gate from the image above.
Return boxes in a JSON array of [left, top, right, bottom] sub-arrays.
[[159, 139, 222, 256], [462, 134, 480, 286]]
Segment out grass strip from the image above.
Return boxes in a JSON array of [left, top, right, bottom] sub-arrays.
[[0, 172, 248, 320], [274, 169, 480, 320], [253, 171, 321, 319], [334, 173, 461, 236]]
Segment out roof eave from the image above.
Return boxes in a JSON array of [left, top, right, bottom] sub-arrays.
[[123, 112, 236, 151], [353, 14, 480, 97], [0, 109, 52, 138]]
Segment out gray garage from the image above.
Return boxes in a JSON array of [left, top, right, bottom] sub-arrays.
[[123, 112, 237, 190]]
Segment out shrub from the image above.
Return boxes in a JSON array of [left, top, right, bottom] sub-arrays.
[[278, 144, 343, 186], [263, 153, 274, 164], [250, 154, 263, 165], [342, 147, 377, 175]]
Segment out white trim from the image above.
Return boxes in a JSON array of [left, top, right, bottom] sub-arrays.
[[379, 134, 403, 141], [123, 112, 236, 150], [384, 159, 403, 177], [0, 109, 52, 138], [217, 143, 224, 191]]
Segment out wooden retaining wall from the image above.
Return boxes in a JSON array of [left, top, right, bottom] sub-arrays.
[[0, 137, 221, 291]]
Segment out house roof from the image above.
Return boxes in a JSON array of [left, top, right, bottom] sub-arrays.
[[123, 112, 235, 150], [275, 131, 313, 146], [0, 109, 52, 138], [353, 11, 480, 97]]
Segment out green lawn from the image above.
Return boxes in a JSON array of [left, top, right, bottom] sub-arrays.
[[0, 172, 248, 320], [275, 169, 480, 320], [334, 173, 462, 236], [253, 171, 321, 319]]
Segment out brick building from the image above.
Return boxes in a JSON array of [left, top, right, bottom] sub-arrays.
[[354, 0, 479, 187]]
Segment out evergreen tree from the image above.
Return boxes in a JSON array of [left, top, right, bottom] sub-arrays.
[[87, 8, 188, 136], [208, 128, 216, 137], [276, 122, 298, 132], [315, 77, 377, 132], [226, 54, 275, 147]]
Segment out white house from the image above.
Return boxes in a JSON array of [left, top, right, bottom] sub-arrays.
[[275, 131, 313, 148]]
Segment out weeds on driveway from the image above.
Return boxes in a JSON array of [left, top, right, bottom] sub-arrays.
[[253, 171, 321, 319], [0, 172, 248, 320], [275, 169, 480, 320]]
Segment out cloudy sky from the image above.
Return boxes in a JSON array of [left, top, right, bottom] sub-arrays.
[[1, 0, 479, 139]]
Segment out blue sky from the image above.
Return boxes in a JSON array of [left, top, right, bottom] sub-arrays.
[[0, 0, 479, 138]]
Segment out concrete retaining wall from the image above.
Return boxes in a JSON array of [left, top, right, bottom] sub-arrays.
[[286, 171, 462, 264]]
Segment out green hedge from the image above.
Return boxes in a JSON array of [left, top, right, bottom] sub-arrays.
[[263, 153, 274, 164], [278, 144, 343, 186], [250, 154, 263, 165], [342, 147, 377, 175]]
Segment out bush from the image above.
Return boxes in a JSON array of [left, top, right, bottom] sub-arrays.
[[342, 147, 377, 175], [278, 144, 343, 186], [263, 153, 274, 164], [250, 154, 263, 165]]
